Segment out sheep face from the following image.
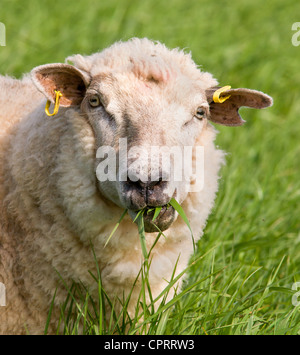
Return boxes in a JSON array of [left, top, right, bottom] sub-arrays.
[[31, 39, 272, 233], [80, 72, 209, 232]]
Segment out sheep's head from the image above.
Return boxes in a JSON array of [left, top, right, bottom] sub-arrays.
[[31, 39, 272, 232]]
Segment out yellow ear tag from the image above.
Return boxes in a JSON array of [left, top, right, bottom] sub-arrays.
[[213, 85, 232, 103], [45, 90, 63, 117]]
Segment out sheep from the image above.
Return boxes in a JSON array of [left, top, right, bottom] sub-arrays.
[[0, 38, 272, 334]]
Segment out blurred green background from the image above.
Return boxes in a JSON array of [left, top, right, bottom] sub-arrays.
[[1, 0, 299, 334], [1, 0, 300, 110], [1, 0, 299, 88]]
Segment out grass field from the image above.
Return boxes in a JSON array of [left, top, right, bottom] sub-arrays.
[[1, 0, 300, 335]]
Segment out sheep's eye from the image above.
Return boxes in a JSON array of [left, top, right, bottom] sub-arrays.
[[195, 107, 206, 120], [89, 95, 101, 107]]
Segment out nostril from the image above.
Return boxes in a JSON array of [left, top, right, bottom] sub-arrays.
[[127, 176, 164, 190]]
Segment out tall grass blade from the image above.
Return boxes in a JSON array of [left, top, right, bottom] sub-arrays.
[[104, 209, 127, 247], [137, 210, 148, 261], [44, 287, 57, 334], [169, 198, 195, 251]]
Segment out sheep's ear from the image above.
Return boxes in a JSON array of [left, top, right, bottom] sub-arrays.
[[31, 63, 90, 107], [205, 87, 273, 126]]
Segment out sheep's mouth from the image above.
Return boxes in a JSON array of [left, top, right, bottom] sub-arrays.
[[129, 204, 176, 233]]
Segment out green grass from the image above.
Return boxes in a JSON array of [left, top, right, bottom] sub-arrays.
[[1, 0, 300, 335]]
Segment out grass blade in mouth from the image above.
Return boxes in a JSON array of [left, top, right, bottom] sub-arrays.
[[152, 206, 162, 221], [169, 198, 195, 252], [136, 209, 148, 262], [104, 201, 193, 256]]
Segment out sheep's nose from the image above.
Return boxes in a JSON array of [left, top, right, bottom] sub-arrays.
[[124, 174, 170, 208], [127, 176, 165, 190]]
